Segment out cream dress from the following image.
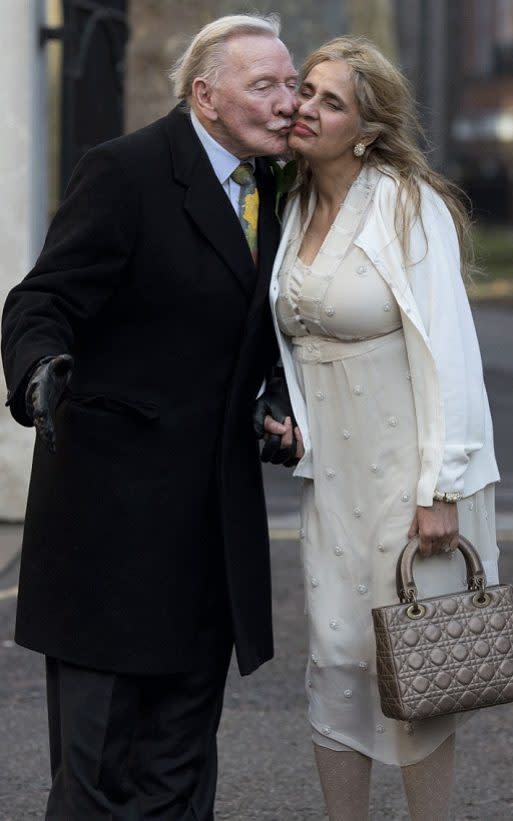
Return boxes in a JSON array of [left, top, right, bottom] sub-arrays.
[[276, 170, 499, 766]]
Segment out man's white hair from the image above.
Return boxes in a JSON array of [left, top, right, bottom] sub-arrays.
[[170, 13, 281, 102]]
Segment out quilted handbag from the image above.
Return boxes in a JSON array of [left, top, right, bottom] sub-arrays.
[[372, 536, 513, 721]]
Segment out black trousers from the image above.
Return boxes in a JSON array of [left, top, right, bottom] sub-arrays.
[[45, 650, 232, 821]]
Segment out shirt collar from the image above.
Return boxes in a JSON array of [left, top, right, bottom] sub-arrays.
[[190, 110, 255, 185]]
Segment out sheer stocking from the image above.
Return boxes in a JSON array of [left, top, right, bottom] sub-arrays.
[[401, 734, 455, 821], [314, 743, 372, 821]]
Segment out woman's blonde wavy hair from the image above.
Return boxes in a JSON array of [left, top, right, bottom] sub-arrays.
[[297, 37, 474, 276]]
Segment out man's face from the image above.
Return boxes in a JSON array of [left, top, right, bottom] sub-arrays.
[[208, 35, 298, 158]]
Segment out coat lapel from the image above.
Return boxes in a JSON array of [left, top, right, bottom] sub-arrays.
[[247, 157, 281, 319], [165, 106, 257, 299]]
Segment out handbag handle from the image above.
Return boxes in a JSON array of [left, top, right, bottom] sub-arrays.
[[396, 535, 487, 604]]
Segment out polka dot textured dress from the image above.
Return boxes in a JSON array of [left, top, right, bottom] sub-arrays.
[[276, 168, 499, 766]]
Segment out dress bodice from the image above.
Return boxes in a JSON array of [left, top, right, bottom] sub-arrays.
[[276, 166, 402, 341]]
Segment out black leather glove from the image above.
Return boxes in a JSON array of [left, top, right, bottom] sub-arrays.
[[25, 354, 74, 453], [253, 367, 298, 467]]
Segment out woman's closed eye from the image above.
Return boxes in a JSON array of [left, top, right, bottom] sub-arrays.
[[299, 85, 314, 99]]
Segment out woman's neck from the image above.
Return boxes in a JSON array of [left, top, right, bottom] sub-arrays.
[[310, 158, 363, 212]]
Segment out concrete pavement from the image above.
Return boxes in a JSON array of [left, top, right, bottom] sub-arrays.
[[1, 536, 512, 819]]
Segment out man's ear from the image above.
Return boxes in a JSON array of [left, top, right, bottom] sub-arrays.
[[191, 78, 218, 122]]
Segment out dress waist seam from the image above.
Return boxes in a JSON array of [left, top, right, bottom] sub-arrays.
[[292, 326, 404, 363]]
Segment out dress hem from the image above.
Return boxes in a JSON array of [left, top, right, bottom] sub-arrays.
[[310, 718, 459, 768]]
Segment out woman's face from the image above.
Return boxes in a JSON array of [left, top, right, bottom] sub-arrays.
[[288, 59, 363, 164]]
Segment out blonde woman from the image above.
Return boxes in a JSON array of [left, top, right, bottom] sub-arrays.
[[264, 37, 500, 820]]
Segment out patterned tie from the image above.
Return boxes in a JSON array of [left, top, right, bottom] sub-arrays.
[[231, 163, 259, 263]]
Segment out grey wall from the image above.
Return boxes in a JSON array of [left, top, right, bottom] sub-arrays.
[[0, 0, 48, 519]]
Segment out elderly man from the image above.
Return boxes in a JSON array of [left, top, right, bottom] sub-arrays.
[[2, 14, 297, 820]]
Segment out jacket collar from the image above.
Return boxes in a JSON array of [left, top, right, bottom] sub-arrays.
[[269, 193, 302, 300], [164, 105, 278, 301], [249, 156, 281, 313]]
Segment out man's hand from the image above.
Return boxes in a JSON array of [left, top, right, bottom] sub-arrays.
[[25, 355, 74, 453], [262, 415, 305, 465], [408, 501, 459, 558], [254, 369, 301, 466]]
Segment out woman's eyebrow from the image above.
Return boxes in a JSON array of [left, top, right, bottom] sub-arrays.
[[302, 81, 345, 106], [324, 91, 345, 106]]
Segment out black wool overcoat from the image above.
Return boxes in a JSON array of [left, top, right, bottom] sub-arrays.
[[2, 105, 280, 676]]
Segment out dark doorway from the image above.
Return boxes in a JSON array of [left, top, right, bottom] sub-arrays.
[[44, 0, 130, 198]]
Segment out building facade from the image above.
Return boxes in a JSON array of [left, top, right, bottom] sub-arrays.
[[395, 0, 513, 221]]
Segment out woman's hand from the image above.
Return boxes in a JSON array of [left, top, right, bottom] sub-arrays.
[[408, 501, 459, 558]]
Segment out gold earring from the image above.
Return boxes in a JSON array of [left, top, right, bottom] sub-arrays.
[[353, 142, 365, 158]]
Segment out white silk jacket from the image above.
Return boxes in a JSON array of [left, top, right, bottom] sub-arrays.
[[269, 166, 500, 506]]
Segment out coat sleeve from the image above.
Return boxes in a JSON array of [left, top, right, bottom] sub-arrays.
[[407, 185, 486, 495], [1, 143, 138, 425]]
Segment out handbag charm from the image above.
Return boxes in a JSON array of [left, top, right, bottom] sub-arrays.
[[372, 536, 513, 721]]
